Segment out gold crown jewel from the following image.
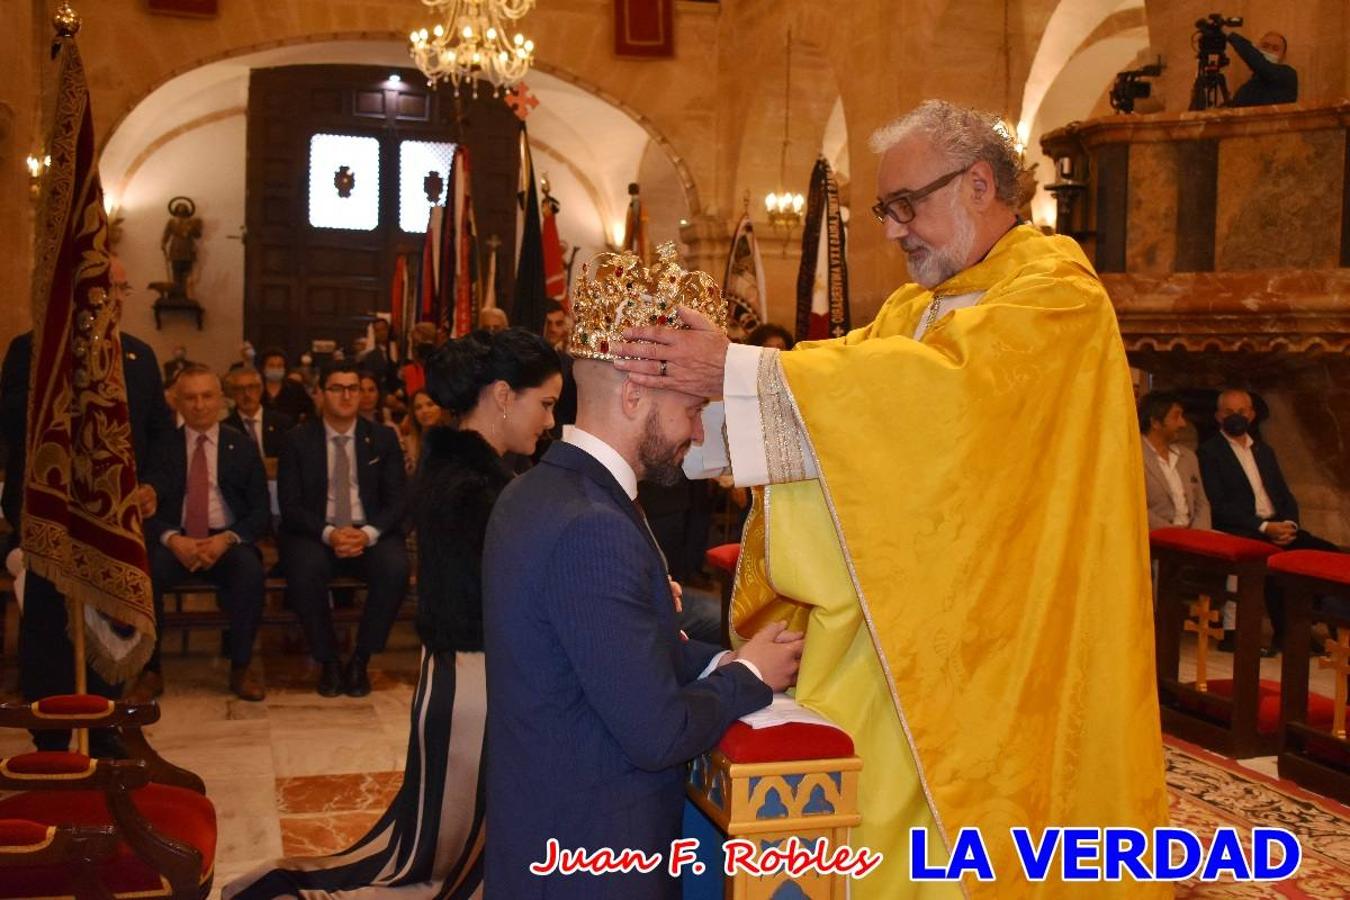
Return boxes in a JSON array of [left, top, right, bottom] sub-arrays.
[[568, 242, 727, 362]]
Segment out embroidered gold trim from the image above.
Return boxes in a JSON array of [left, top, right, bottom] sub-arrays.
[[30, 698, 114, 720], [755, 350, 807, 484], [0, 757, 97, 780], [0, 824, 56, 854]]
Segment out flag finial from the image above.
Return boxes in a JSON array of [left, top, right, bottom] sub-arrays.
[[53, 2, 81, 37]]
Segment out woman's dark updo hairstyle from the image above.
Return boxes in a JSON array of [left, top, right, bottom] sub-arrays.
[[425, 327, 562, 416]]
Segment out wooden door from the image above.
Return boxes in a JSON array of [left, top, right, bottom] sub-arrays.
[[244, 65, 523, 360]]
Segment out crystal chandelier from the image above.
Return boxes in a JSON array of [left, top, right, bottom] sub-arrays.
[[410, 0, 536, 96], [763, 29, 804, 236]]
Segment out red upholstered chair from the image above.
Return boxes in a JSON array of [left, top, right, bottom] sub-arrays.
[[1150, 527, 1281, 758], [0, 694, 216, 899], [1268, 550, 1350, 802], [705, 543, 741, 647]]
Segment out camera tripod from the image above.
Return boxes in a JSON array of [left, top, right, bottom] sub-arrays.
[[1189, 59, 1231, 111]]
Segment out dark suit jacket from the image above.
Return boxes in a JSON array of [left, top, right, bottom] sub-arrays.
[[276, 417, 407, 541], [483, 441, 771, 900], [2, 331, 174, 534], [224, 407, 294, 458], [1197, 433, 1299, 539], [142, 424, 271, 546]]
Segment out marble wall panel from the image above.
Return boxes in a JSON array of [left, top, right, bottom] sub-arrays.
[[1127, 142, 1180, 274], [1214, 129, 1345, 271]]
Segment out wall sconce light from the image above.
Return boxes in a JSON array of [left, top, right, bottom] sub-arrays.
[[26, 153, 51, 197]]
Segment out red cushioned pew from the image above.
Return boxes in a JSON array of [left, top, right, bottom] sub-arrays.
[[1270, 550, 1350, 803], [1151, 527, 1282, 758]]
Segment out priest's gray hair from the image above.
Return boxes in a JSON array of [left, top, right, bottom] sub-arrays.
[[869, 100, 1024, 208]]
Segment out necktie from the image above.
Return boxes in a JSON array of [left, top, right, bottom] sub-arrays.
[[632, 498, 669, 574], [244, 416, 261, 453], [184, 433, 210, 538], [332, 434, 353, 527]]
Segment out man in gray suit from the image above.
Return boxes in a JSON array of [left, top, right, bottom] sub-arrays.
[[1139, 391, 1211, 531]]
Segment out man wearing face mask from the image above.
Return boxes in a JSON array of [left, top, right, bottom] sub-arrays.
[[1228, 30, 1298, 107], [258, 346, 315, 424], [1199, 388, 1341, 651]]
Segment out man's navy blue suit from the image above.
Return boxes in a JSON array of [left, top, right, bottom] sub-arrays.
[[483, 441, 771, 899]]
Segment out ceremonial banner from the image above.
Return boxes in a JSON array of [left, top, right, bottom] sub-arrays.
[[721, 213, 767, 335], [419, 206, 442, 323], [442, 145, 480, 337], [614, 0, 673, 58], [540, 185, 567, 306], [388, 254, 409, 349], [512, 125, 550, 334], [26, 30, 154, 682], [794, 157, 850, 342]]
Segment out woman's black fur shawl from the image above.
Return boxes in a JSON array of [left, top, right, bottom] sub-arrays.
[[410, 426, 512, 653]]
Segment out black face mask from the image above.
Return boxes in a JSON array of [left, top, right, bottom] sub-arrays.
[[1221, 413, 1249, 437]]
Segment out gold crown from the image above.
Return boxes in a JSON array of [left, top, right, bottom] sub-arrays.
[[568, 242, 726, 361]]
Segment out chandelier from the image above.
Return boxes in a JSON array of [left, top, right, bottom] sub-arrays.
[[763, 28, 803, 236], [410, 0, 536, 96]]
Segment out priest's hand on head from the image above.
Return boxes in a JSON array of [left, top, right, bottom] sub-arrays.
[[734, 620, 804, 692], [612, 306, 729, 399]]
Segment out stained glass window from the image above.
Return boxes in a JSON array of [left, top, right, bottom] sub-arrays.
[[308, 133, 380, 231], [399, 140, 457, 234]]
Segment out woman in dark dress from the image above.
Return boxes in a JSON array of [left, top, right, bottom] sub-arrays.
[[227, 329, 562, 899]]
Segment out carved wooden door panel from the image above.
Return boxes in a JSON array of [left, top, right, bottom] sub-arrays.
[[244, 65, 522, 360]]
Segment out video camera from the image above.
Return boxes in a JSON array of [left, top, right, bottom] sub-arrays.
[[1190, 13, 1244, 110], [1110, 62, 1163, 114]]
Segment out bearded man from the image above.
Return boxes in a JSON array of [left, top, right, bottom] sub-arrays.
[[614, 100, 1171, 898], [482, 248, 804, 899]]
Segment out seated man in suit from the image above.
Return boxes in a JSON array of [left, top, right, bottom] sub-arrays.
[[277, 361, 410, 698], [137, 364, 270, 701], [483, 257, 803, 899], [225, 365, 294, 460], [1199, 388, 1342, 651], [1139, 390, 1211, 530]]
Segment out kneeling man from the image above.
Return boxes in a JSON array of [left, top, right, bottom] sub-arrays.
[[483, 247, 802, 899]]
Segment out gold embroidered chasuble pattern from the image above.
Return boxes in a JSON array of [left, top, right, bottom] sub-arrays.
[[731, 225, 1171, 897]]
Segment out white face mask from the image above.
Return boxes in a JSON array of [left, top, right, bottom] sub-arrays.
[[1260, 49, 1281, 65]]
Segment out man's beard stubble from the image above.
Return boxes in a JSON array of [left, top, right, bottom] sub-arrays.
[[637, 409, 688, 487], [901, 191, 977, 289]]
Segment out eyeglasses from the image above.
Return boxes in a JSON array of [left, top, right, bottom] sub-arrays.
[[871, 166, 969, 225], [323, 384, 361, 396]]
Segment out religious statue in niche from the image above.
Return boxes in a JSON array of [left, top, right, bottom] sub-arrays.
[[149, 196, 205, 329], [620, 182, 650, 262]]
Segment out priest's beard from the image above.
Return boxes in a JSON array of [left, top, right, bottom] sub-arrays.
[[901, 192, 977, 289], [638, 409, 689, 487]]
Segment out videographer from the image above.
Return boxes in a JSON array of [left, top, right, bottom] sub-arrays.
[[1228, 30, 1298, 107]]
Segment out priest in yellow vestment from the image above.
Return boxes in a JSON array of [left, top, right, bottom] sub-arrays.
[[615, 100, 1170, 898]]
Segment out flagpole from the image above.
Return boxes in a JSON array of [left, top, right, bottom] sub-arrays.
[[72, 599, 89, 754]]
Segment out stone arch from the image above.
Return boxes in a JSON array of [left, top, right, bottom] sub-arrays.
[[99, 33, 704, 219]]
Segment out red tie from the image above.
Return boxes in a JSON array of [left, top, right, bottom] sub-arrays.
[[184, 433, 210, 538]]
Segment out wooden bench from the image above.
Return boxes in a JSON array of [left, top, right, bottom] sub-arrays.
[[159, 576, 417, 656], [1151, 527, 1281, 758], [1270, 550, 1350, 802]]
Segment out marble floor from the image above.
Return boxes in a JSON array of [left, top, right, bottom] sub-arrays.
[[0, 626, 1345, 898]]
